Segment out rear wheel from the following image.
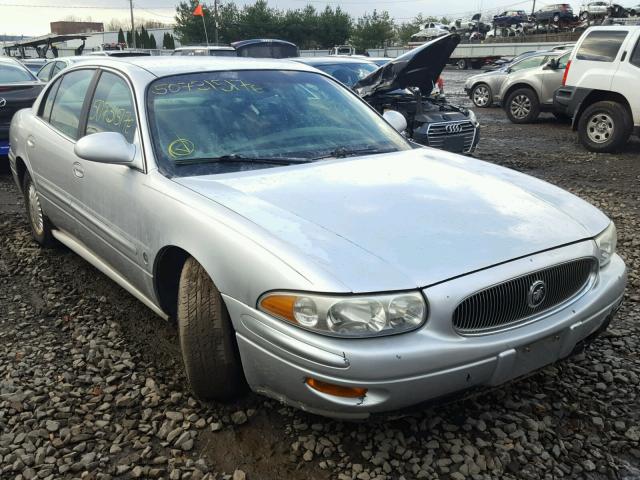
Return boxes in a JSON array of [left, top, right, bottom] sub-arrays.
[[553, 13, 560, 22], [457, 59, 468, 70], [177, 257, 246, 401], [505, 88, 540, 124], [22, 172, 55, 247], [472, 84, 492, 108], [577, 101, 632, 153]]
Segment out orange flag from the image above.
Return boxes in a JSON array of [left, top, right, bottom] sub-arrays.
[[193, 3, 204, 16]]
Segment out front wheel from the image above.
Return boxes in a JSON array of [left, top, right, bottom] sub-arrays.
[[22, 172, 55, 247], [577, 101, 632, 153], [505, 88, 540, 124], [472, 84, 492, 108], [177, 257, 246, 401], [457, 59, 468, 70]]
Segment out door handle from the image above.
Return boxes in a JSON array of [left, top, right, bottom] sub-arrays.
[[72, 162, 84, 179], [27, 136, 35, 148]]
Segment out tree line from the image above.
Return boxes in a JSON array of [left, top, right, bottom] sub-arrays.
[[173, 0, 448, 51], [117, 26, 176, 50]]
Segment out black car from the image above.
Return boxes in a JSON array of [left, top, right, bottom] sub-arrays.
[[295, 35, 480, 155], [0, 58, 43, 157], [493, 10, 530, 27], [533, 4, 575, 23]]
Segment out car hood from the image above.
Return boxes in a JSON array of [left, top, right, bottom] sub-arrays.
[[354, 34, 460, 97], [175, 150, 609, 292]]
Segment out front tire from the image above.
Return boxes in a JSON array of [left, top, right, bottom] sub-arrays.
[[177, 257, 246, 401], [505, 88, 540, 124], [22, 172, 55, 247], [577, 101, 632, 153], [472, 84, 492, 108], [457, 59, 468, 70]]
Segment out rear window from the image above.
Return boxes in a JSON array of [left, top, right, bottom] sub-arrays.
[[576, 30, 628, 62], [0, 63, 35, 83]]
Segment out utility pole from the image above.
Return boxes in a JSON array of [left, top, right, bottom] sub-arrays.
[[129, 0, 136, 48], [531, 0, 536, 16], [214, 0, 219, 45]]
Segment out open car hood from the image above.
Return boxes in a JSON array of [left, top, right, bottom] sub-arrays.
[[354, 34, 460, 98]]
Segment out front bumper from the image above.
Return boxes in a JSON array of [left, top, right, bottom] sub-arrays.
[[225, 241, 626, 419]]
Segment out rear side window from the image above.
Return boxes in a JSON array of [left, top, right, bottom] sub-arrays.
[[576, 31, 628, 62], [49, 69, 95, 139], [37, 62, 55, 82], [631, 37, 640, 68], [86, 71, 137, 143]]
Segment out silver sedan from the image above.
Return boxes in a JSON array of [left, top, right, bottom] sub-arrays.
[[9, 57, 626, 419]]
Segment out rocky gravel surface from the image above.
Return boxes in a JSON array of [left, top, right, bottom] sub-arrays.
[[1, 69, 639, 479]]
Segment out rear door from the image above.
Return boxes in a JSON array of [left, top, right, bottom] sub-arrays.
[[570, 29, 629, 90], [26, 68, 97, 235], [611, 29, 640, 125]]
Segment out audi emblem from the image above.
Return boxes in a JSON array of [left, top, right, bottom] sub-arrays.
[[445, 123, 463, 134], [0, 98, 6, 108]]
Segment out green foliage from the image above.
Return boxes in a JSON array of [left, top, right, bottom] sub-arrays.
[[162, 32, 176, 50], [117, 28, 125, 45], [149, 34, 157, 49], [350, 10, 395, 51], [126, 30, 132, 47]]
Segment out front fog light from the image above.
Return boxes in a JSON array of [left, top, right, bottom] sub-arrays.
[[595, 222, 617, 268]]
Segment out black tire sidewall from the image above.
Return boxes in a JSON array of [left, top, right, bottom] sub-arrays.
[[578, 101, 632, 153], [22, 172, 54, 247], [505, 88, 540, 124]]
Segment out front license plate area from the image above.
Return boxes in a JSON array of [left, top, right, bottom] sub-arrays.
[[442, 135, 465, 152], [511, 333, 564, 379]]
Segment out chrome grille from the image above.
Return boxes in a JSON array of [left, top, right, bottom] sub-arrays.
[[426, 121, 476, 153], [453, 258, 597, 335]]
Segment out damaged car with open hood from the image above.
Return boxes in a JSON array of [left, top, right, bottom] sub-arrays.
[[295, 34, 480, 154]]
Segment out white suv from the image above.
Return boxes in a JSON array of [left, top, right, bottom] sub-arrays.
[[554, 26, 640, 152]]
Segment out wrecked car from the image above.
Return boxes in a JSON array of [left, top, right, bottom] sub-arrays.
[[9, 56, 626, 418], [296, 35, 480, 154]]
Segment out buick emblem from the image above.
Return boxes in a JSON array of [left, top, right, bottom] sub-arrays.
[[0, 98, 6, 108], [527, 280, 547, 308], [445, 123, 463, 134]]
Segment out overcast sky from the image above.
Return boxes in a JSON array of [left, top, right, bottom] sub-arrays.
[[0, 0, 599, 37]]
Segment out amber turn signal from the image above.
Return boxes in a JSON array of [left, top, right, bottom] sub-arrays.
[[259, 294, 298, 323], [306, 378, 367, 398]]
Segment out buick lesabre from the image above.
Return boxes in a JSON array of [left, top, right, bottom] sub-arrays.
[[9, 57, 626, 418]]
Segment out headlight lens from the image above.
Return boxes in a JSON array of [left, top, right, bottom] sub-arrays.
[[595, 222, 617, 267], [259, 291, 427, 337]]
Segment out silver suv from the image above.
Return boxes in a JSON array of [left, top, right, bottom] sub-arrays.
[[501, 50, 572, 123]]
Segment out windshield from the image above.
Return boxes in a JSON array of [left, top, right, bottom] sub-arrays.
[[0, 63, 36, 83], [312, 63, 378, 87], [147, 69, 410, 177]]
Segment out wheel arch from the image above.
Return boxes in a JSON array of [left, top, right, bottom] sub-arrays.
[[502, 82, 539, 106], [572, 90, 632, 131], [14, 156, 29, 192], [152, 245, 192, 320]]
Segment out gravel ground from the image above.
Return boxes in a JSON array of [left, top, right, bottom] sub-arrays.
[[1, 68, 639, 480]]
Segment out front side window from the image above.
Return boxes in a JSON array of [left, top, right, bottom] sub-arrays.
[[86, 71, 137, 143], [147, 70, 410, 177], [576, 30, 628, 62], [49, 69, 95, 139], [37, 62, 55, 82], [511, 56, 547, 72], [0, 63, 36, 83]]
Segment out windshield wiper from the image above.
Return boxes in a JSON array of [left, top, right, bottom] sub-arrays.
[[312, 146, 396, 161], [174, 154, 311, 166]]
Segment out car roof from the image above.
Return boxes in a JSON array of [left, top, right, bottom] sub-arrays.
[[63, 56, 320, 78], [175, 46, 235, 51], [294, 56, 377, 65]]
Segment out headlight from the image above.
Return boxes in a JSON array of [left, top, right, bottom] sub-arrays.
[[595, 222, 617, 268], [258, 291, 427, 338], [468, 109, 479, 126]]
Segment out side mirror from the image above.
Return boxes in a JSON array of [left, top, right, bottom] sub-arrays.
[[74, 132, 136, 165], [544, 59, 559, 70], [383, 110, 407, 133]]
